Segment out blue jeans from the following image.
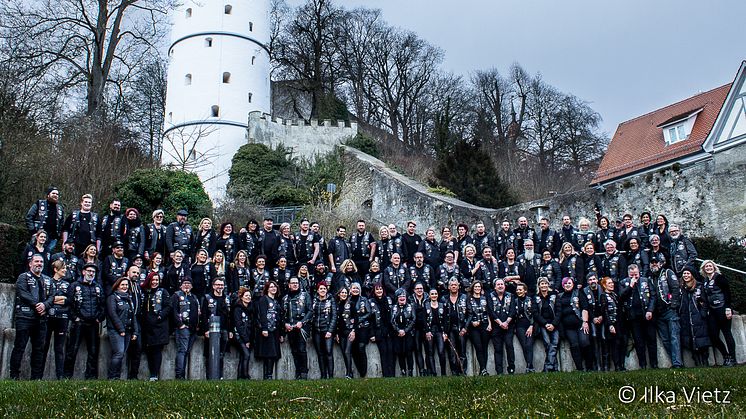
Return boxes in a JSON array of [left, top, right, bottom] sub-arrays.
[[656, 308, 682, 367], [541, 327, 559, 371], [175, 327, 196, 379], [108, 329, 132, 379]]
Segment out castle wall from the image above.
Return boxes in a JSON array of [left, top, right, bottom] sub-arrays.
[[339, 142, 746, 239], [248, 112, 358, 161]]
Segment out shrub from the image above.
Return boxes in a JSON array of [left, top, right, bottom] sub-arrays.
[[344, 133, 380, 158], [0, 223, 27, 281], [114, 168, 212, 221], [427, 186, 457, 198]]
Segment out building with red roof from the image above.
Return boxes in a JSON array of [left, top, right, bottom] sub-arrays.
[[592, 61, 746, 185]]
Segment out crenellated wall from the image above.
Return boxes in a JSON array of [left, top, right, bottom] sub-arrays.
[[248, 112, 358, 161]]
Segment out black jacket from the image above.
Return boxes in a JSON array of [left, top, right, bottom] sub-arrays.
[[232, 301, 255, 345], [679, 284, 711, 351], [106, 291, 139, 336], [142, 287, 172, 346], [14, 271, 53, 321], [312, 297, 337, 334], [25, 199, 64, 237], [172, 290, 200, 331], [69, 278, 105, 322]]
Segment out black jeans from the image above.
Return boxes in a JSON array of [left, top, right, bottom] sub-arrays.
[[313, 330, 334, 379], [127, 334, 143, 379], [42, 317, 69, 379], [446, 327, 467, 375], [375, 335, 395, 377], [514, 321, 535, 370], [237, 342, 252, 379], [10, 318, 47, 380], [393, 334, 414, 374], [491, 324, 515, 374], [425, 330, 447, 375], [287, 328, 309, 377], [628, 317, 658, 368], [468, 326, 489, 373], [708, 308, 736, 360], [64, 320, 100, 379], [561, 325, 585, 371], [413, 328, 426, 373], [145, 344, 165, 378], [351, 328, 369, 377], [338, 330, 354, 377]]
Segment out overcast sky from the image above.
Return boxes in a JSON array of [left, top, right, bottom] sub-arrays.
[[318, 0, 746, 137]]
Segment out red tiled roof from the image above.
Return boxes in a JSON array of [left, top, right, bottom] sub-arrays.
[[592, 83, 731, 184]]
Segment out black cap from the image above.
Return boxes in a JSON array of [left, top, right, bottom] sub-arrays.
[[64, 237, 75, 245], [82, 263, 99, 273], [46, 186, 59, 195], [177, 209, 189, 216], [112, 241, 124, 249]]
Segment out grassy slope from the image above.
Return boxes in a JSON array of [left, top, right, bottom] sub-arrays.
[[0, 367, 743, 418]]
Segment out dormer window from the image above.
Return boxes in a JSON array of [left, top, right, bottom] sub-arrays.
[[667, 124, 687, 145], [659, 108, 702, 146]]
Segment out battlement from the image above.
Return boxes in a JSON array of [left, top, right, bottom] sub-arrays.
[[248, 111, 358, 159], [253, 112, 358, 130]]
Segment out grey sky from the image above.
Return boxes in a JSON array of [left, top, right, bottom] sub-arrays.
[[329, 0, 746, 137]]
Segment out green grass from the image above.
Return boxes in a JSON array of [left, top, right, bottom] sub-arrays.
[[0, 367, 743, 418]]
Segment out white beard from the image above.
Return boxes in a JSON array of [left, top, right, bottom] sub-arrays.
[[524, 250, 535, 260]]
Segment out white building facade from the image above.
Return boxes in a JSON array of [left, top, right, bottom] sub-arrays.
[[163, 0, 271, 198]]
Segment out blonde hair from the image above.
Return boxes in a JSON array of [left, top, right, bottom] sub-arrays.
[[699, 260, 720, 278]]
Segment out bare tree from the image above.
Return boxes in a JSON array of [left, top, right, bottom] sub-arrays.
[[123, 58, 167, 160], [0, 0, 175, 118], [336, 7, 383, 123], [273, 0, 343, 119], [162, 124, 220, 176]]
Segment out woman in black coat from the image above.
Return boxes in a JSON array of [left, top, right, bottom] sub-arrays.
[[106, 277, 138, 379], [312, 282, 337, 379], [233, 287, 254, 379], [142, 272, 171, 380], [700, 260, 736, 367], [255, 280, 283, 379], [679, 268, 711, 366], [369, 282, 395, 377]]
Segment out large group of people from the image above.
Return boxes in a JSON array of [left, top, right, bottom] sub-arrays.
[[9, 187, 738, 380]]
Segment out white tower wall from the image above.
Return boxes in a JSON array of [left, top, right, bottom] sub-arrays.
[[163, 0, 271, 199]]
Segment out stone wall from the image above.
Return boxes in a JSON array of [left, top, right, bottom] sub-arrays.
[[1, 282, 744, 379], [339, 142, 746, 238], [248, 112, 358, 162]]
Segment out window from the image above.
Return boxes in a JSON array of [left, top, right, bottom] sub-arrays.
[[251, 56, 256, 65], [184, 74, 192, 85], [249, 22, 253, 32], [666, 123, 688, 145], [225, 5, 232, 14], [186, 8, 192, 18], [248, 92, 253, 103], [168, 112, 173, 122], [211, 105, 220, 117], [205, 37, 213, 47], [222, 72, 231, 83]]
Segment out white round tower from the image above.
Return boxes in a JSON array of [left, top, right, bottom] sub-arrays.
[[163, 0, 271, 199]]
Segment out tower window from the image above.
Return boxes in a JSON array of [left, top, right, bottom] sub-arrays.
[[185, 74, 192, 85], [205, 37, 213, 47], [248, 92, 253, 103], [249, 22, 254, 32], [225, 5, 232, 14], [186, 8, 192, 18], [222, 72, 231, 83], [211, 105, 220, 117], [251, 56, 256, 65], [168, 112, 173, 122]]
